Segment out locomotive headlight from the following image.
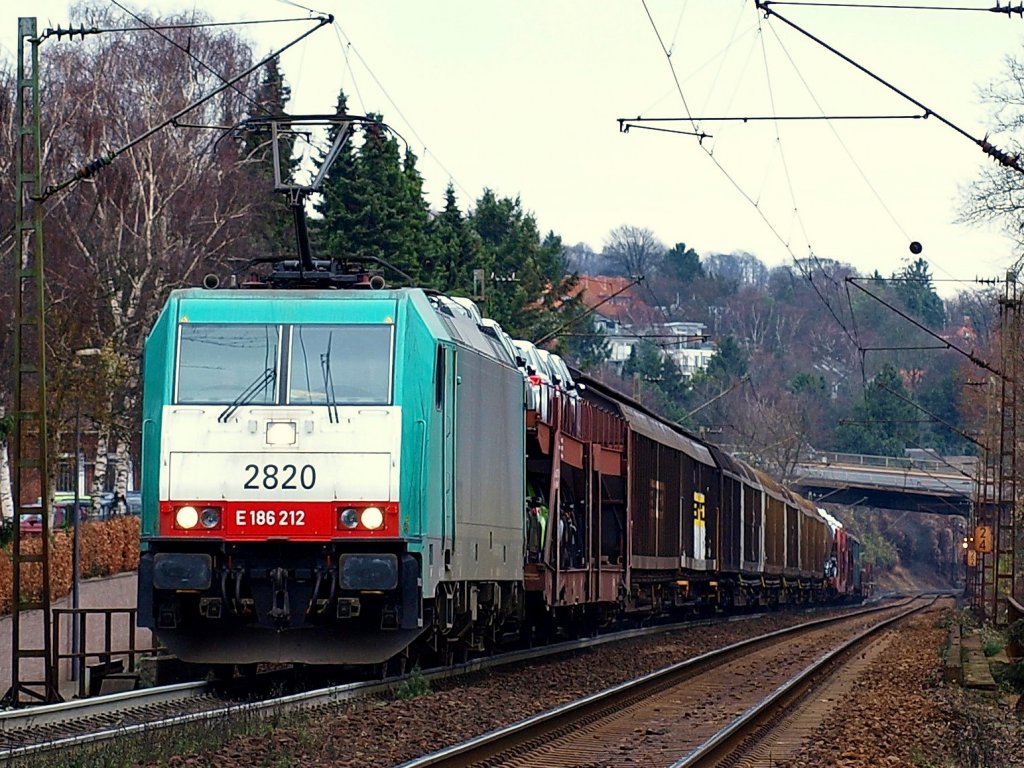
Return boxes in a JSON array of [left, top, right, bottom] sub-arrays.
[[175, 506, 199, 529], [200, 506, 221, 529], [339, 507, 359, 529], [360, 506, 384, 530], [266, 421, 297, 446]]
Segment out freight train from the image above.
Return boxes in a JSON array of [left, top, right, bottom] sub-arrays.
[[136, 269, 866, 668]]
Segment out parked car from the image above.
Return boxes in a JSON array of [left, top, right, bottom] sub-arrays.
[[19, 499, 89, 535], [447, 296, 483, 322], [94, 491, 142, 519], [429, 294, 480, 321], [53, 499, 92, 527]]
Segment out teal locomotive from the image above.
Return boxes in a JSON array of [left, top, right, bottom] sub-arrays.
[[138, 283, 526, 665]]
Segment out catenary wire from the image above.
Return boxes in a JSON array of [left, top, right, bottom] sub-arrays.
[[638, 2, 862, 349], [329, 19, 474, 203], [754, 11, 816, 254], [41, 15, 317, 37], [107, 0, 273, 119], [758, 1, 1024, 12], [40, 14, 332, 199]]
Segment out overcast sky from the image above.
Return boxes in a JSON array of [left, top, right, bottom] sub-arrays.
[[3, 1, 1024, 297]]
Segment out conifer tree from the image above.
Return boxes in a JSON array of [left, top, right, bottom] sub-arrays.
[[426, 183, 482, 293], [312, 89, 358, 260], [241, 58, 296, 258], [833, 364, 918, 456], [313, 93, 428, 283], [468, 189, 574, 340]]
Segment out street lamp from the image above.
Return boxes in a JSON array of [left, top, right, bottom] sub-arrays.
[[71, 347, 101, 683]]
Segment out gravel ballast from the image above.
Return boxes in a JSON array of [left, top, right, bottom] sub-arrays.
[[141, 603, 1022, 768]]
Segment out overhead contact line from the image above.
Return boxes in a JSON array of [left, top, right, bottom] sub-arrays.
[[756, 1, 1024, 174], [40, 15, 317, 40], [757, 1, 1024, 13], [39, 14, 334, 200], [846, 277, 1012, 382]]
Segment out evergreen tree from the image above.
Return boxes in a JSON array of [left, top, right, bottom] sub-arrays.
[[917, 358, 972, 454], [426, 183, 482, 293], [703, 336, 748, 382], [341, 117, 418, 279], [833, 364, 918, 456], [240, 58, 296, 257], [663, 242, 704, 282], [893, 258, 945, 329], [400, 147, 432, 282], [468, 189, 573, 340], [312, 89, 358, 258], [313, 92, 428, 283], [560, 313, 609, 369], [622, 340, 689, 421]]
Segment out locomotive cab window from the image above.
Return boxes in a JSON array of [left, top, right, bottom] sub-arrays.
[[175, 323, 280, 404], [434, 345, 445, 410], [288, 324, 394, 405]]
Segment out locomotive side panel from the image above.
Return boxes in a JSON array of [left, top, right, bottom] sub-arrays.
[[448, 346, 525, 583]]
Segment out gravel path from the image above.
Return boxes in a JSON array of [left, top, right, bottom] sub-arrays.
[[141, 602, 1022, 768]]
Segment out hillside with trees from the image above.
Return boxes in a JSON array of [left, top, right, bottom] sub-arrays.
[[0, 4, 1003, 598]]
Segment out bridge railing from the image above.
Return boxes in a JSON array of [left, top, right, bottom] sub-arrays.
[[800, 450, 977, 476]]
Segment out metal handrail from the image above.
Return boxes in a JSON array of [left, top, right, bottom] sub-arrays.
[[51, 608, 157, 699]]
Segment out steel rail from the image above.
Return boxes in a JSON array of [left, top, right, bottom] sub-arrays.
[[0, 607, 774, 735], [395, 595, 928, 767], [0, 601, 890, 761], [0, 679, 207, 732], [671, 595, 937, 767]]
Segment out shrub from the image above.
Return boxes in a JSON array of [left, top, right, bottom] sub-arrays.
[[394, 666, 430, 700], [0, 516, 141, 615]]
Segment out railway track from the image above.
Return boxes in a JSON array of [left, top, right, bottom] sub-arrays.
[[0, 602, 882, 763], [396, 595, 938, 768]]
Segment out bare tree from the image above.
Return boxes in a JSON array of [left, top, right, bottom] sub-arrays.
[[703, 251, 769, 288], [602, 225, 665, 278], [0, 409, 12, 520], [31, 6, 270, 502], [959, 55, 1024, 251]]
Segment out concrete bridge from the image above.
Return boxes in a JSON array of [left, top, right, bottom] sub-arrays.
[[788, 451, 977, 516]]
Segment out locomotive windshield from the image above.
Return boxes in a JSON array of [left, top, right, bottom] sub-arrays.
[[288, 324, 393, 405], [176, 324, 280, 404], [174, 322, 393, 406]]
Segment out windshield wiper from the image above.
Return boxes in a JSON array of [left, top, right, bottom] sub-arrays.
[[320, 332, 339, 424], [218, 367, 276, 423]]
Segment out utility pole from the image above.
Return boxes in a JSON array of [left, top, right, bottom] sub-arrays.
[[3, 17, 59, 706], [971, 271, 1020, 625], [994, 272, 1020, 622]]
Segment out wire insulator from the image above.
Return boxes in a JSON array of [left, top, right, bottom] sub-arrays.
[[989, 4, 1024, 18], [73, 151, 116, 181], [979, 137, 1024, 172], [45, 24, 100, 41]]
